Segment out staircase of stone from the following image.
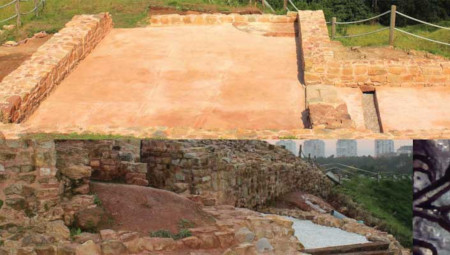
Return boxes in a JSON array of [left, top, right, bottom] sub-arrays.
[[303, 242, 392, 255]]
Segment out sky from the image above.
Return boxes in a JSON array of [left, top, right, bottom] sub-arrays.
[[266, 140, 412, 157]]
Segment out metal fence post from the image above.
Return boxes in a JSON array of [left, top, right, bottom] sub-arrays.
[[14, 0, 21, 27], [331, 17, 336, 39], [389, 5, 397, 46], [34, 0, 39, 17]]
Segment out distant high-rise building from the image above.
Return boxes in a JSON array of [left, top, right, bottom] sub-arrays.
[[303, 140, 326, 158], [375, 140, 395, 157], [336, 140, 357, 157], [397, 145, 413, 156], [276, 140, 297, 156]]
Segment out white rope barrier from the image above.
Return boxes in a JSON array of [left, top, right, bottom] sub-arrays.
[[0, 13, 17, 23], [0, 0, 45, 24], [262, 0, 275, 13], [395, 28, 450, 46], [0, 0, 15, 9], [288, 0, 298, 11], [20, 5, 37, 15], [396, 11, 450, 30], [20, 0, 44, 15], [335, 27, 389, 38], [335, 10, 391, 25]]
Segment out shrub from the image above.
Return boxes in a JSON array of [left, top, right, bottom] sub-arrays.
[[178, 219, 195, 229], [150, 229, 192, 240], [150, 230, 173, 239]]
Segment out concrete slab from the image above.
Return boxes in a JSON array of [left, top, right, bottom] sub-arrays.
[[25, 25, 306, 130], [377, 87, 450, 132]]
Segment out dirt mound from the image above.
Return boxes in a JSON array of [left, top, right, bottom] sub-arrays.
[[90, 182, 215, 233], [273, 191, 335, 213]]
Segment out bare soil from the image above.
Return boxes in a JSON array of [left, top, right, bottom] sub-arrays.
[[0, 36, 50, 82], [90, 182, 216, 234]]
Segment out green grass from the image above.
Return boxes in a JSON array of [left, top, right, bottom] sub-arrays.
[[0, 0, 250, 43], [330, 22, 450, 58], [70, 227, 82, 239], [337, 176, 412, 247], [0, 0, 151, 42]]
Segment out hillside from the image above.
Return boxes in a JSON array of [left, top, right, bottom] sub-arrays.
[[337, 176, 413, 247]]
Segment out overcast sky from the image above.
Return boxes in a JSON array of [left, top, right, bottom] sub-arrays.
[[267, 140, 412, 157]]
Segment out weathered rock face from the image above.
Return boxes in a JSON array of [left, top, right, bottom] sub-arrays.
[[0, 140, 70, 254], [141, 140, 333, 209]]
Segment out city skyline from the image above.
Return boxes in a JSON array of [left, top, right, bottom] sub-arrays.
[[268, 140, 412, 157]]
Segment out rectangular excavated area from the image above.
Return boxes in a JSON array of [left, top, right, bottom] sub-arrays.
[[25, 25, 306, 130], [376, 87, 450, 132]]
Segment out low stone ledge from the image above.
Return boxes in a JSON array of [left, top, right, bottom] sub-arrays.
[[0, 13, 113, 124], [149, 12, 298, 26], [297, 10, 450, 88]]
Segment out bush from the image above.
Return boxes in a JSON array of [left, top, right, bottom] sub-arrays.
[[70, 227, 82, 239], [150, 229, 173, 238], [150, 229, 192, 240]]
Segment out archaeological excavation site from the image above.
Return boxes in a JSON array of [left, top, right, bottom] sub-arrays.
[[0, 10, 448, 139], [0, 139, 410, 254], [0, 0, 446, 253]]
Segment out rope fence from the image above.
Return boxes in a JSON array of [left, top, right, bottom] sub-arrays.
[[395, 28, 450, 46], [0, 0, 45, 27], [334, 10, 391, 25], [334, 27, 389, 39], [0, 0, 14, 9], [330, 5, 449, 47], [288, 0, 298, 11]]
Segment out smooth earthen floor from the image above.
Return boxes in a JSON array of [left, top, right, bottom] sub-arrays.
[[26, 25, 306, 130], [376, 87, 450, 131]]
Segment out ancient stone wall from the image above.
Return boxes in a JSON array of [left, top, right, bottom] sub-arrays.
[[0, 140, 407, 254], [0, 140, 146, 253], [0, 13, 113, 124], [141, 140, 333, 209], [149, 12, 298, 26], [0, 140, 75, 253], [55, 140, 147, 187], [298, 11, 450, 88], [0, 140, 61, 228]]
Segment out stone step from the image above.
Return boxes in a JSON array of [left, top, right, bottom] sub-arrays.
[[303, 242, 390, 254]]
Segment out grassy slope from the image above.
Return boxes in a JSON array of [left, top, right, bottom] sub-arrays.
[[331, 22, 450, 58], [0, 0, 234, 42], [337, 176, 412, 247]]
